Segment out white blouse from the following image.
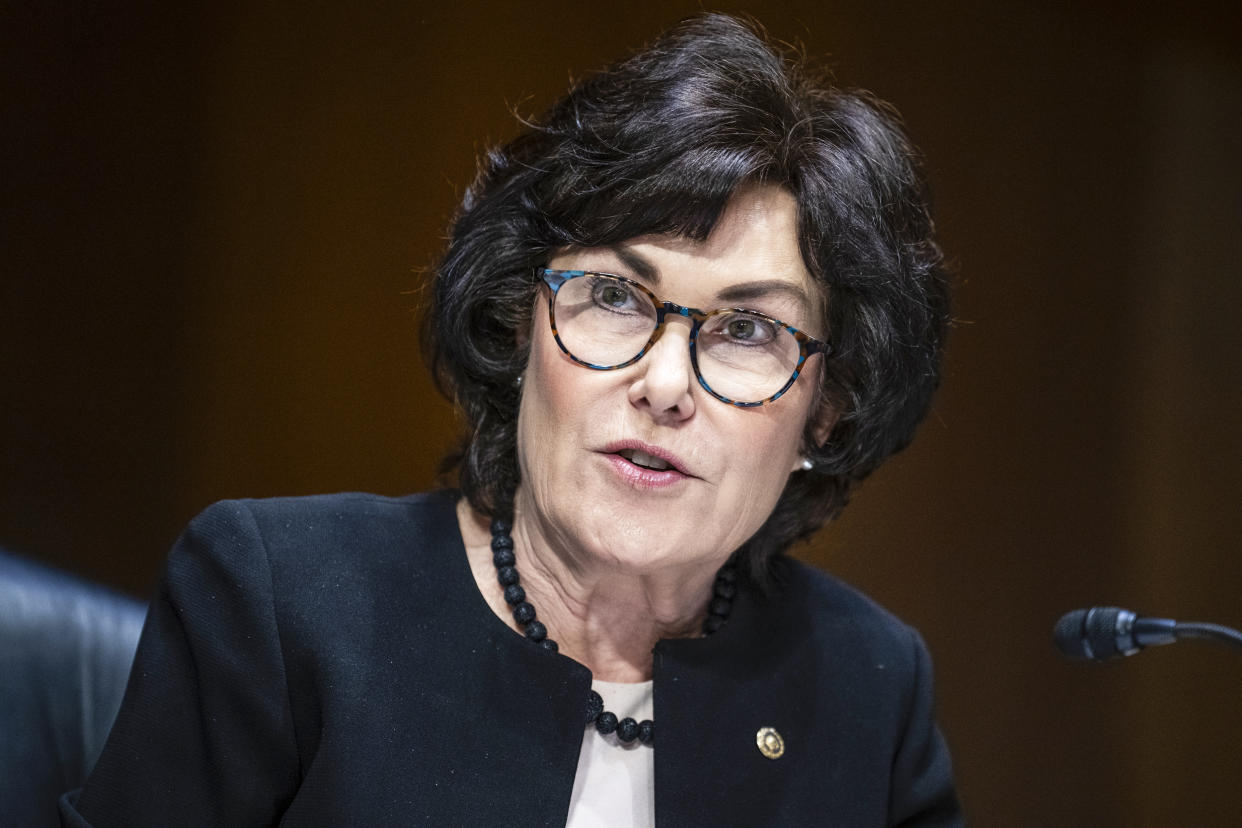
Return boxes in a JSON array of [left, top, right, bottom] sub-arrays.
[[565, 679, 655, 827]]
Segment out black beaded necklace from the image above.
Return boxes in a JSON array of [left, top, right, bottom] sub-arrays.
[[488, 515, 737, 747]]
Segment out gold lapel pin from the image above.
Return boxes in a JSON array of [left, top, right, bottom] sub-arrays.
[[756, 726, 785, 759]]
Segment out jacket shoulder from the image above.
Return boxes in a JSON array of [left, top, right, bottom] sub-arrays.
[[771, 556, 926, 675], [185, 490, 459, 562], [167, 491, 465, 625], [207, 490, 457, 529]]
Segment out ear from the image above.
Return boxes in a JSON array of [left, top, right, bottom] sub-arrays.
[[791, 400, 839, 472], [809, 400, 838, 447]]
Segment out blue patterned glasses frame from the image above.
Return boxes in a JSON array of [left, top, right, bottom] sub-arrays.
[[539, 268, 830, 407]]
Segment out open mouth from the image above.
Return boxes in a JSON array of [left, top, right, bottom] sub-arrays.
[[615, 448, 676, 472]]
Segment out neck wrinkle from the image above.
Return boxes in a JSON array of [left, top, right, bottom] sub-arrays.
[[510, 489, 715, 683]]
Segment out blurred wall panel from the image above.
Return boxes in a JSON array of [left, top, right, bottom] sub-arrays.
[[1, 3, 204, 591], [1117, 49, 1242, 825]]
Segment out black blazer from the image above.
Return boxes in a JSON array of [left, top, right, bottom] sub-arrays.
[[61, 491, 961, 826]]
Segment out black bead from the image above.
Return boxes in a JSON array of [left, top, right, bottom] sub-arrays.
[[709, 597, 732, 617], [525, 620, 547, 642], [503, 584, 525, 605], [616, 717, 639, 743], [490, 533, 514, 552], [497, 566, 519, 586], [490, 518, 512, 536], [586, 691, 604, 723], [512, 602, 535, 625], [540, 638, 559, 653], [713, 579, 736, 600], [637, 720, 654, 744], [716, 567, 737, 583], [492, 547, 516, 568], [702, 614, 725, 634], [595, 711, 618, 735]]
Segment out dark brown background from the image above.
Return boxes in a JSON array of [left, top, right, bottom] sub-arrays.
[[4, 2, 1241, 824]]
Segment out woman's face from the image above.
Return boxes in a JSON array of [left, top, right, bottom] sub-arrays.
[[516, 184, 828, 580]]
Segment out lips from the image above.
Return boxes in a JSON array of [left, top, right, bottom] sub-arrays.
[[616, 448, 673, 471], [600, 440, 693, 487]]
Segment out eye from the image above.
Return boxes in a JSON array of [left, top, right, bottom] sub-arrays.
[[721, 313, 776, 345], [599, 285, 629, 307], [589, 277, 641, 313]]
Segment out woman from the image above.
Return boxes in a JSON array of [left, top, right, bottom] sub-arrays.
[[62, 13, 960, 827]]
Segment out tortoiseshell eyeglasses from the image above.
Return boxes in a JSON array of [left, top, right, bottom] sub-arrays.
[[539, 268, 829, 407]]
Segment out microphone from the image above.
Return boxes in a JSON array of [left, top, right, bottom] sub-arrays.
[[1053, 606, 1242, 661]]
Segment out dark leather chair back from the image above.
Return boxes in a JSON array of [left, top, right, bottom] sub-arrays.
[[0, 552, 145, 828]]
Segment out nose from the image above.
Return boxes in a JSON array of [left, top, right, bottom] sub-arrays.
[[626, 319, 697, 423]]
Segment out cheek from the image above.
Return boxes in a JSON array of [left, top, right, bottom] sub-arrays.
[[713, 398, 810, 510], [522, 308, 580, 418], [516, 310, 597, 487], [703, 421, 801, 553], [517, 327, 561, 473], [737, 385, 815, 466]]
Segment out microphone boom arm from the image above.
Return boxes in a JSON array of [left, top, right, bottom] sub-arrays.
[[1053, 607, 1242, 661], [1174, 622, 1242, 652]]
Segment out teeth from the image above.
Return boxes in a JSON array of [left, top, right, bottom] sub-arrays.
[[622, 449, 672, 471]]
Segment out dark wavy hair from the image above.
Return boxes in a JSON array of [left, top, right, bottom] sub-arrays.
[[426, 13, 948, 581]]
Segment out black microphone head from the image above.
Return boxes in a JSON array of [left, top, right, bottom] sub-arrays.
[[1054, 607, 1130, 660], [1054, 608, 1092, 659]]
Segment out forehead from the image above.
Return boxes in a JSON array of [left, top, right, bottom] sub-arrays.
[[552, 184, 823, 315]]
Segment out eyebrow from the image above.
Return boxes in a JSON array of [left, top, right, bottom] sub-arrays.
[[611, 245, 814, 310], [716, 280, 813, 308], [613, 246, 659, 283]]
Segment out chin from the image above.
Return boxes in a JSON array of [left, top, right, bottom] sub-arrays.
[[580, 507, 722, 574]]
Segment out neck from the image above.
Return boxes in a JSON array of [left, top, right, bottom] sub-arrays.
[[458, 495, 717, 682]]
